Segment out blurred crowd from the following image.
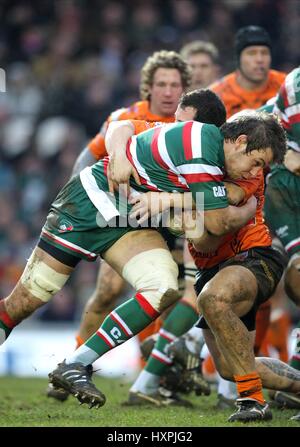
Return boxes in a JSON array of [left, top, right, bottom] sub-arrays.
[[0, 0, 300, 322]]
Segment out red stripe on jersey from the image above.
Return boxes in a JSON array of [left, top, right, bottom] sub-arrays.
[[286, 240, 300, 252], [135, 293, 160, 319], [281, 117, 291, 131], [151, 127, 169, 169], [0, 310, 16, 329], [103, 156, 109, 177], [151, 127, 189, 190], [41, 231, 96, 260], [167, 172, 189, 190], [111, 312, 131, 337], [150, 352, 172, 365], [182, 173, 223, 183], [289, 113, 300, 125], [96, 330, 114, 348], [126, 139, 159, 191], [159, 330, 175, 342], [182, 121, 193, 160]]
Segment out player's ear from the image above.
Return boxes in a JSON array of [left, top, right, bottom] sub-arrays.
[[235, 134, 247, 151]]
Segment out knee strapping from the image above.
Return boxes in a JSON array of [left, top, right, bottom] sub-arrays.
[[122, 248, 179, 312], [21, 252, 69, 302]]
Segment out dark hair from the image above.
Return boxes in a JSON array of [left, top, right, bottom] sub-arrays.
[[220, 111, 287, 163], [178, 88, 226, 127], [235, 25, 271, 61]]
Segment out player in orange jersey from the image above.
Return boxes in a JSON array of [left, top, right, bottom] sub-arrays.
[[210, 26, 285, 119], [209, 26, 286, 406]]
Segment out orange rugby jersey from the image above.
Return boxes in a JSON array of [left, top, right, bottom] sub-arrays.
[[189, 171, 272, 270], [88, 100, 175, 160], [210, 70, 286, 118]]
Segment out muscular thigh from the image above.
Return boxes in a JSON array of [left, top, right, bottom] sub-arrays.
[[201, 265, 258, 317], [102, 229, 169, 275]]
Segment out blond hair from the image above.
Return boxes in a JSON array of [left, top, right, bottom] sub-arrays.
[[180, 40, 219, 64]]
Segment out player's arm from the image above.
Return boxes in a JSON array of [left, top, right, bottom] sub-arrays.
[[129, 180, 250, 223], [105, 120, 141, 191], [71, 146, 98, 177], [284, 148, 300, 175], [71, 117, 110, 177]]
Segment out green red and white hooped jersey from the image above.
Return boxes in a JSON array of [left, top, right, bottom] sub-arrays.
[[273, 67, 300, 152], [90, 121, 229, 212]]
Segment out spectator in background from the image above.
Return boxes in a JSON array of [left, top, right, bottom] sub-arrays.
[[180, 40, 220, 89]]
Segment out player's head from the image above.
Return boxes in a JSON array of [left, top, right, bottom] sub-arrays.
[[235, 25, 272, 84], [180, 40, 219, 89], [140, 50, 192, 117], [175, 88, 226, 127], [221, 111, 286, 179]]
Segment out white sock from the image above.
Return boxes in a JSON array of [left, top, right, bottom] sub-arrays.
[[130, 370, 160, 394], [184, 327, 204, 355], [218, 376, 237, 400], [65, 345, 99, 366]]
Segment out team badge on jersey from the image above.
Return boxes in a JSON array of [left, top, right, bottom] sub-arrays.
[[58, 220, 74, 233], [213, 185, 226, 197]]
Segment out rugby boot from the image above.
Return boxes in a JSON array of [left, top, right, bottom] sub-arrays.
[[49, 360, 106, 408]]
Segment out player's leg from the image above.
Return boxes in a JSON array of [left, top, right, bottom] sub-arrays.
[[197, 247, 284, 422], [126, 241, 200, 406], [47, 260, 127, 401], [49, 229, 182, 407], [0, 246, 74, 344], [76, 262, 126, 345], [204, 327, 300, 420]]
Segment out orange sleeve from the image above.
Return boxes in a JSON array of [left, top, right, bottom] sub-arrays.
[[87, 120, 158, 160], [129, 120, 158, 134], [225, 172, 263, 202], [87, 132, 108, 160]]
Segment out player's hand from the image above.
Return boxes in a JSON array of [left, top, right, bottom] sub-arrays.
[[284, 149, 300, 176], [129, 192, 161, 223], [224, 181, 245, 205], [246, 194, 258, 215], [107, 152, 141, 194]]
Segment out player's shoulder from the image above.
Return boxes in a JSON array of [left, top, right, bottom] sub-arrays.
[[268, 69, 286, 86], [108, 101, 149, 121], [200, 123, 223, 153], [209, 72, 236, 92]]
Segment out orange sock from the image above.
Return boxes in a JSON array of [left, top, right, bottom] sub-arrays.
[[202, 353, 216, 376], [75, 335, 84, 349], [234, 372, 265, 404]]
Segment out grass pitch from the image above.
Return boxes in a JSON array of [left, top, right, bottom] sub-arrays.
[[0, 375, 298, 428]]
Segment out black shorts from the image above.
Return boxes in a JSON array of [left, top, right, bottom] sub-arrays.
[[196, 246, 285, 331]]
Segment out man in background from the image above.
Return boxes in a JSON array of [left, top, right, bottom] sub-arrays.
[[180, 40, 220, 90], [210, 25, 285, 118]]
